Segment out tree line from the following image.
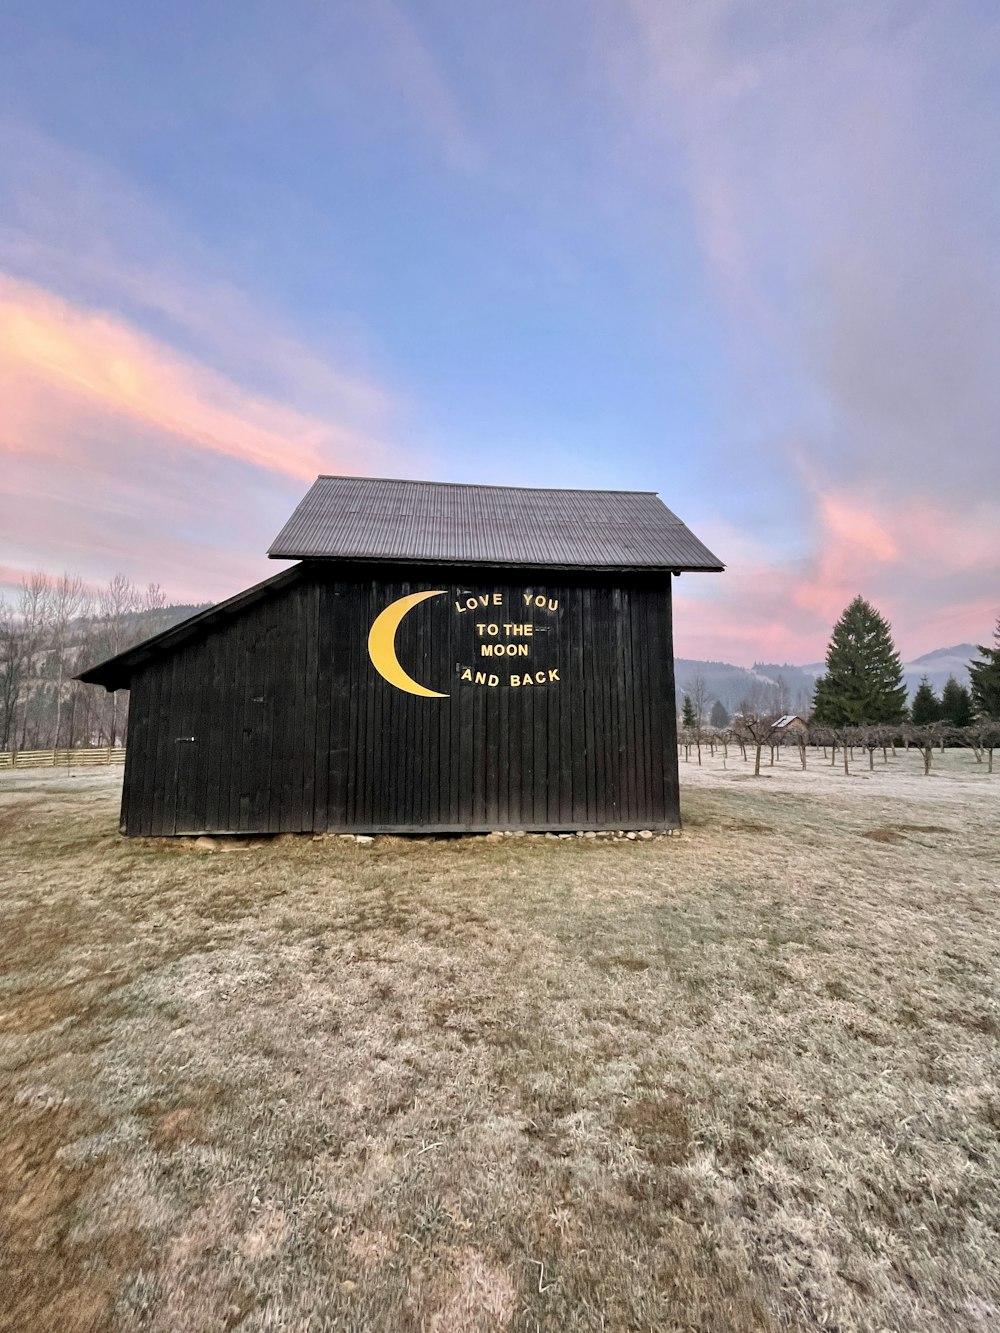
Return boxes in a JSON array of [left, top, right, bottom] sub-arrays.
[[0, 572, 195, 751], [679, 597, 1000, 776]]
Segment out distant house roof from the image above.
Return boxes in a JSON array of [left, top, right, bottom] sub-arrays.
[[774, 715, 808, 729], [268, 477, 724, 572]]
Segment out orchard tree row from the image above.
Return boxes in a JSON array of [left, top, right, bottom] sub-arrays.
[[679, 717, 1000, 777]]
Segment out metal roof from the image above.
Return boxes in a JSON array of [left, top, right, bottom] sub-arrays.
[[268, 477, 724, 572]]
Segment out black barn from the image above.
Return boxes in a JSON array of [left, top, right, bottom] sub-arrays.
[[79, 478, 723, 836]]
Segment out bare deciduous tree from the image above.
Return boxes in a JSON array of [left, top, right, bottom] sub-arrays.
[[0, 600, 25, 750], [734, 685, 783, 777], [141, 582, 171, 637], [99, 574, 140, 746], [50, 573, 89, 748], [17, 573, 50, 749], [773, 672, 791, 717], [905, 724, 938, 776], [682, 671, 709, 766], [0, 569, 184, 752]]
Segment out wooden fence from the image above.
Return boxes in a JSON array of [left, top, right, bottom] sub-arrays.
[[0, 747, 126, 771]]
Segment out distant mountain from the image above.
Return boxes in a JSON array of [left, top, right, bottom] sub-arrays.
[[899, 644, 976, 697], [909, 643, 977, 668], [675, 659, 815, 715], [676, 644, 978, 713]]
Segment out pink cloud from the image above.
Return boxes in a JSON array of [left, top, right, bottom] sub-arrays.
[[0, 123, 394, 433], [789, 492, 901, 622], [817, 495, 898, 563], [0, 274, 386, 482], [0, 562, 39, 593], [0, 267, 405, 604], [674, 482, 1000, 664]]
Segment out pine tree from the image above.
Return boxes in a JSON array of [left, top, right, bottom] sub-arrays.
[[940, 675, 972, 727], [969, 617, 1000, 721], [709, 699, 730, 728], [910, 677, 941, 726], [681, 695, 697, 728], [812, 596, 908, 726]]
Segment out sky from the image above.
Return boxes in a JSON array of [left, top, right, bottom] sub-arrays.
[[1, 0, 998, 665]]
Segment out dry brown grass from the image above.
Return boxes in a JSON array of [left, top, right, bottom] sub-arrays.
[[1, 753, 998, 1332]]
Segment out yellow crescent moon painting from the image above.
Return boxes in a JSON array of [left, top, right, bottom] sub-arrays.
[[367, 590, 449, 698]]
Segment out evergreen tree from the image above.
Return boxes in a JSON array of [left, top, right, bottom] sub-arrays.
[[681, 695, 697, 728], [969, 617, 1000, 721], [812, 596, 908, 726], [709, 699, 730, 728], [940, 675, 972, 727], [910, 677, 941, 726]]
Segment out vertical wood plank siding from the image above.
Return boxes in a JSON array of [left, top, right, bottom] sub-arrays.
[[120, 568, 679, 835]]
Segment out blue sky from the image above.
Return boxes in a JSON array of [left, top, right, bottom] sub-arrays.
[[1, 1, 998, 662]]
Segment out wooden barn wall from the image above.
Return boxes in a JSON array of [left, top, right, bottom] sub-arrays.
[[121, 569, 679, 835]]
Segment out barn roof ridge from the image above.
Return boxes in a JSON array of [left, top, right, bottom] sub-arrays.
[[315, 474, 659, 495]]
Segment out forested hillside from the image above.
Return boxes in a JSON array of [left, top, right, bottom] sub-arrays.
[[1, 574, 206, 750]]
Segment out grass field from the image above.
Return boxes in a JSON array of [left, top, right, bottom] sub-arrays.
[[1, 751, 998, 1332]]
